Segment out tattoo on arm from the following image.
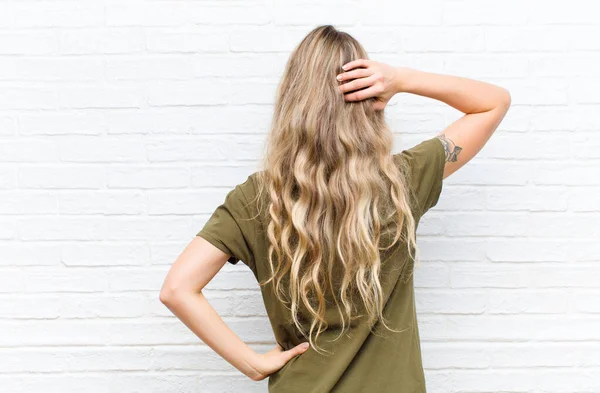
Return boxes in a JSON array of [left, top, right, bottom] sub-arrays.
[[436, 133, 462, 163]]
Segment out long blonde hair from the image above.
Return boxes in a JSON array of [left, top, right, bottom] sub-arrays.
[[253, 25, 419, 355]]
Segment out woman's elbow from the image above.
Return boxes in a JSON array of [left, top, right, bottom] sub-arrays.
[[499, 88, 512, 111], [159, 284, 182, 306]]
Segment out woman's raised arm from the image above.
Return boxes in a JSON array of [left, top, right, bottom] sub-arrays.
[[337, 60, 511, 180]]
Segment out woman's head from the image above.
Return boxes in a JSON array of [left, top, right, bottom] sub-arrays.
[[254, 25, 419, 355], [274, 25, 379, 120], [271, 25, 384, 169]]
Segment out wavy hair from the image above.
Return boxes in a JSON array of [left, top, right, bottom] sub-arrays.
[[252, 25, 419, 355]]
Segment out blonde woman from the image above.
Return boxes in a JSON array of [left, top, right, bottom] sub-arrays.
[[160, 25, 511, 392]]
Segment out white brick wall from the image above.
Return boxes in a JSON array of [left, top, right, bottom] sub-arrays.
[[0, 1, 598, 392]]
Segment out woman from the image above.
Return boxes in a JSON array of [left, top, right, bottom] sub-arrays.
[[160, 25, 511, 392]]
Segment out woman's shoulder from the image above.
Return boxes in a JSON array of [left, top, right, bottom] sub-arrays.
[[394, 137, 444, 167], [233, 171, 268, 221], [393, 136, 446, 217], [225, 171, 262, 200]]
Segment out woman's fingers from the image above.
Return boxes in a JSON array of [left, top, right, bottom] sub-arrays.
[[337, 67, 372, 82], [337, 58, 395, 110], [282, 342, 310, 362], [342, 58, 370, 71], [343, 84, 382, 102], [339, 73, 378, 94]]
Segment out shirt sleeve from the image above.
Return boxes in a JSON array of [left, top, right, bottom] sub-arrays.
[[394, 136, 446, 218], [196, 177, 256, 268]]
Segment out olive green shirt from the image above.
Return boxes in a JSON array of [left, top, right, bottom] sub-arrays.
[[197, 137, 446, 392]]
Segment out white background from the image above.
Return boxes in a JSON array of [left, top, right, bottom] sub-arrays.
[[1, 0, 599, 392]]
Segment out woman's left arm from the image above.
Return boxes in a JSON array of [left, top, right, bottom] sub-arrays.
[[159, 236, 309, 381]]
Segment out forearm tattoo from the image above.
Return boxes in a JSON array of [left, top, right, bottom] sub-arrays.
[[436, 133, 462, 163]]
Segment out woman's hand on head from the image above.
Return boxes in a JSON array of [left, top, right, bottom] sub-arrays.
[[248, 342, 310, 381], [336, 59, 407, 111]]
